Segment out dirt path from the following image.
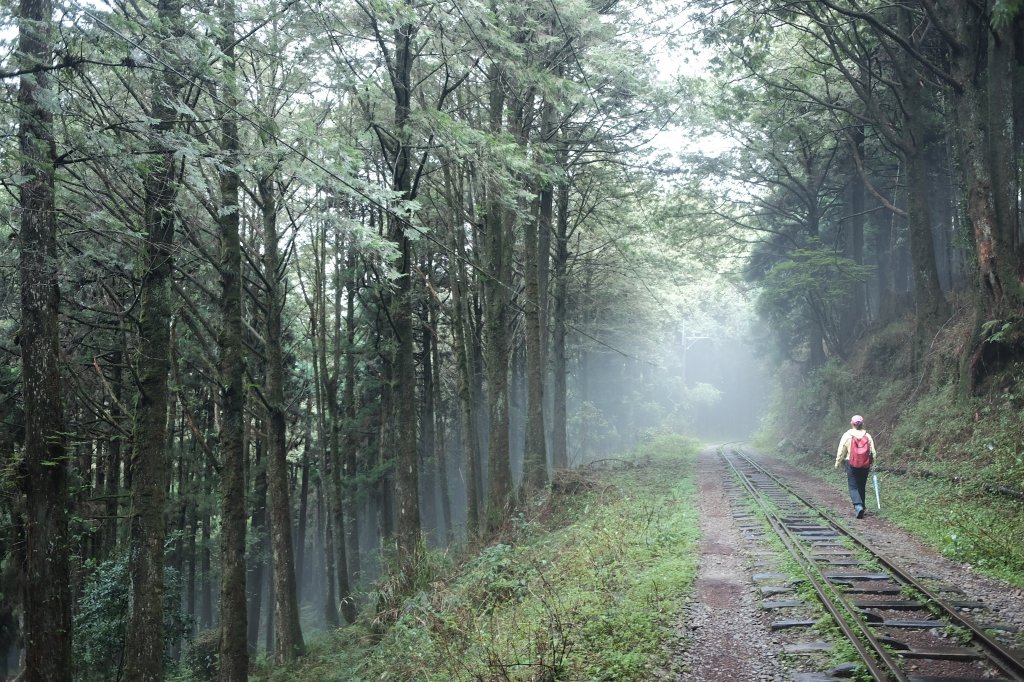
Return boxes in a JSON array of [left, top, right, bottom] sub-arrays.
[[659, 448, 789, 681]]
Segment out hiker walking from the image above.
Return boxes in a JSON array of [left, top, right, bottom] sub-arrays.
[[835, 415, 876, 518]]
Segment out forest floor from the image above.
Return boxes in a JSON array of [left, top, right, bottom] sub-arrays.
[[659, 445, 1024, 681]]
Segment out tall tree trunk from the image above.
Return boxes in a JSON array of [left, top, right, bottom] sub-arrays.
[[246, 434, 268, 656], [312, 464, 325, 602], [875, 209, 897, 321], [329, 234, 356, 622], [905, 148, 947, 325], [484, 62, 513, 533], [386, 6, 422, 568], [343, 248, 361, 583], [537, 180, 553, 448], [469, 283, 488, 502], [551, 171, 570, 471], [83, 437, 99, 564], [295, 429, 310, 605], [842, 125, 866, 343], [895, 6, 947, 329], [420, 264, 438, 541], [186, 496, 198, 629], [216, 0, 247, 673], [521, 101, 552, 495], [313, 298, 340, 627], [376, 362, 395, 550], [172, 450, 190, 652], [321, 504, 339, 627], [948, 1, 1024, 314], [988, 12, 1020, 279], [264, 572, 274, 654], [452, 216, 481, 540], [309, 249, 337, 626], [537, 169, 553, 374], [199, 500, 213, 629], [428, 286, 453, 545], [16, 0, 72, 674], [578, 276, 593, 460], [521, 206, 548, 493], [123, 0, 183, 674], [103, 352, 124, 555], [259, 173, 306, 661]]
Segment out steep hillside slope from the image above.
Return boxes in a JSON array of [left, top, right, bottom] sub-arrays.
[[764, 303, 1024, 585]]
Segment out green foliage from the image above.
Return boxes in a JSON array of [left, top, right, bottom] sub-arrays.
[[246, 628, 368, 682], [632, 431, 702, 463], [395, 437, 696, 680], [74, 556, 192, 682], [880, 470, 1024, 584], [238, 435, 701, 681], [756, 247, 875, 361], [684, 382, 722, 410], [366, 542, 454, 633], [569, 400, 619, 463], [992, 0, 1024, 28], [461, 543, 534, 610], [981, 318, 1017, 344], [888, 384, 970, 462], [74, 558, 130, 680], [182, 629, 220, 681]]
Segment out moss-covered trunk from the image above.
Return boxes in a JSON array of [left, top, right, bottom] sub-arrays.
[[16, 0, 72, 675]]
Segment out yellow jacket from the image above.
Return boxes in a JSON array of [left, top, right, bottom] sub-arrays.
[[835, 428, 876, 468]]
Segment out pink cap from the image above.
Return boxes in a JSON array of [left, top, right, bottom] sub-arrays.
[[850, 415, 864, 426]]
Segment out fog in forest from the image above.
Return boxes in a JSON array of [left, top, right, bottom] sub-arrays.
[[257, 311, 769, 645], [284, 305, 765, 622]]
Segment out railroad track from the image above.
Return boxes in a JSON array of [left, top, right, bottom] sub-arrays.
[[720, 446, 1024, 682]]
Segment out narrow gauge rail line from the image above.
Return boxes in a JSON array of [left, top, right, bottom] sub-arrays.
[[720, 446, 1024, 682]]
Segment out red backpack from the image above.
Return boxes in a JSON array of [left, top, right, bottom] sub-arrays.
[[849, 433, 872, 468]]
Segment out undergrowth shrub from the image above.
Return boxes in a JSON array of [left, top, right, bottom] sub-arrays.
[[859, 317, 917, 380], [182, 629, 220, 681], [888, 383, 972, 466], [368, 542, 452, 633], [230, 435, 700, 682], [879, 471, 1024, 584], [462, 543, 535, 610], [74, 555, 191, 682]]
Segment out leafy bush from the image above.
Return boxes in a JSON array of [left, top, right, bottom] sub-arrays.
[[183, 629, 220, 680], [367, 542, 453, 633], [462, 543, 534, 610], [74, 556, 192, 682]]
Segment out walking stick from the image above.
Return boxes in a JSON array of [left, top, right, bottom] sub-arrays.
[[873, 473, 881, 510]]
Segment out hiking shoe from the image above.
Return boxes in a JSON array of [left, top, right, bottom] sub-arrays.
[[856, 506, 865, 519]]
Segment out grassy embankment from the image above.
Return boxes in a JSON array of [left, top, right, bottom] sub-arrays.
[[761, 303, 1024, 589], [210, 433, 702, 681]]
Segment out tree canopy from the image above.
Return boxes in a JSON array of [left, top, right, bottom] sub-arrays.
[[4, 0, 1021, 678]]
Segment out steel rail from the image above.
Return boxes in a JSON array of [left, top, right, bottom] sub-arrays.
[[720, 447, 906, 681], [727, 446, 1024, 681]]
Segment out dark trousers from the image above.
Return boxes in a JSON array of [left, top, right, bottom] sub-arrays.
[[846, 462, 870, 510]]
